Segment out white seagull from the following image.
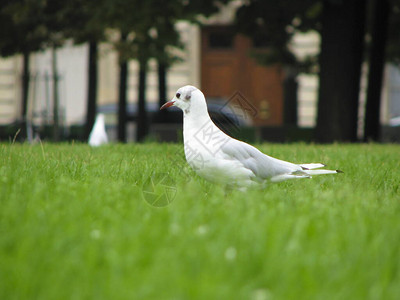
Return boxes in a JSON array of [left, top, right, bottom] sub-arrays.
[[88, 114, 108, 147], [161, 85, 342, 190]]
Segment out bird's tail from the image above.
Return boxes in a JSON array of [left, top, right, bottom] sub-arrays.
[[301, 169, 342, 175], [270, 164, 343, 183], [298, 163, 343, 176]]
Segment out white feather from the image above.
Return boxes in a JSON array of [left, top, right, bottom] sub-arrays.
[[89, 114, 108, 147], [298, 163, 326, 169]]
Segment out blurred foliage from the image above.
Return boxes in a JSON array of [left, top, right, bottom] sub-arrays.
[[235, 0, 322, 73], [235, 0, 400, 72], [2, 0, 399, 69], [57, 0, 107, 44], [103, 0, 231, 66], [0, 0, 230, 66], [0, 0, 47, 56]]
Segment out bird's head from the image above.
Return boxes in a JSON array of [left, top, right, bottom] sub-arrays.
[[160, 85, 206, 114]]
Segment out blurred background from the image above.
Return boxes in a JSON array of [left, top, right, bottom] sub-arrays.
[[0, 0, 399, 143]]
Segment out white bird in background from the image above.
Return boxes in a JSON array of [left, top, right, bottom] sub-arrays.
[[161, 85, 342, 190], [88, 114, 108, 147]]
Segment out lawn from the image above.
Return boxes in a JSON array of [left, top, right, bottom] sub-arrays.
[[0, 142, 399, 299]]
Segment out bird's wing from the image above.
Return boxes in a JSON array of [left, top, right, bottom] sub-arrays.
[[220, 138, 301, 180], [298, 163, 325, 169]]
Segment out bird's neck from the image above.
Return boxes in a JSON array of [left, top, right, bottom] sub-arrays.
[[182, 106, 229, 154], [183, 108, 213, 136]]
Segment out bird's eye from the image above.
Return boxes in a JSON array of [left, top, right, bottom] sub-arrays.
[[176, 93, 181, 99]]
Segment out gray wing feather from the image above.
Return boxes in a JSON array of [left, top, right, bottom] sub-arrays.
[[221, 139, 301, 179]]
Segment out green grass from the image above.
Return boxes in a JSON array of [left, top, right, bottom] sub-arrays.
[[0, 142, 399, 299]]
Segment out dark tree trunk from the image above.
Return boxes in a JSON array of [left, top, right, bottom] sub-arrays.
[[363, 0, 389, 142], [283, 73, 298, 126], [316, 0, 366, 142], [117, 32, 129, 143], [52, 46, 60, 141], [117, 58, 128, 143], [157, 62, 168, 122], [136, 60, 148, 142], [85, 40, 98, 140], [158, 62, 167, 107], [20, 51, 30, 140]]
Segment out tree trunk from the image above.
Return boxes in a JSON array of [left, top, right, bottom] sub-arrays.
[[157, 61, 168, 122], [315, 0, 366, 142], [20, 51, 30, 140], [283, 73, 298, 126], [363, 0, 389, 142], [117, 58, 128, 143], [85, 40, 98, 140], [52, 46, 60, 141], [136, 60, 148, 142], [158, 62, 167, 107]]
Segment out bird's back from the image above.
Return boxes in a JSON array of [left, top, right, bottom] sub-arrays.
[[221, 138, 302, 180]]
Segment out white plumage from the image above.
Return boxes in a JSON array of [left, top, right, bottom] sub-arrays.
[[88, 114, 108, 147], [161, 85, 342, 190]]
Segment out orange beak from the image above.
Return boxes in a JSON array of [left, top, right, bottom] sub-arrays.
[[160, 100, 175, 110]]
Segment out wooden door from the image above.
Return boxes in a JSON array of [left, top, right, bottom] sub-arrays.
[[201, 26, 284, 126]]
